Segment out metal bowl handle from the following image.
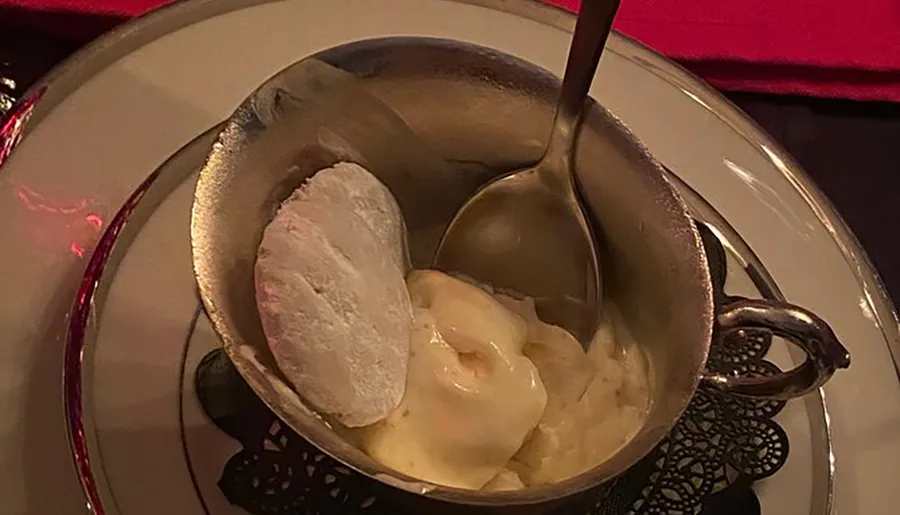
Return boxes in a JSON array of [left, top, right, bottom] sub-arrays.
[[701, 298, 851, 400]]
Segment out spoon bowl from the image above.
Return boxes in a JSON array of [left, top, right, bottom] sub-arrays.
[[434, 165, 600, 342], [434, 0, 621, 344]]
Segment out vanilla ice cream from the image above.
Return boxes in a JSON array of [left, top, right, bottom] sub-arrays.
[[358, 270, 547, 490], [499, 296, 650, 486]]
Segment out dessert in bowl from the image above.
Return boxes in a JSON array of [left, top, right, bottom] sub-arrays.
[[191, 37, 849, 510]]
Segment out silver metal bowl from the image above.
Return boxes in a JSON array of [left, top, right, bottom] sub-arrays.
[[191, 37, 849, 511]]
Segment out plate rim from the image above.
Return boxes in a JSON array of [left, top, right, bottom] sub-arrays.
[[2, 0, 896, 378], [65, 125, 221, 515]]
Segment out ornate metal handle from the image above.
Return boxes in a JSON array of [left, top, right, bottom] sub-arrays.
[[701, 298, 851, 400]]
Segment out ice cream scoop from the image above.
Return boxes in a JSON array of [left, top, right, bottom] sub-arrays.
[[358, 270, 547, 490]]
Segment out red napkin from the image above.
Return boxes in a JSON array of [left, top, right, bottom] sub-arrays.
[[2, 0, 899, 102], [585, 0, 900, 102]]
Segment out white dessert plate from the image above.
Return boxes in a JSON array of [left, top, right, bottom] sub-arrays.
[[0, 1, 897, 514]]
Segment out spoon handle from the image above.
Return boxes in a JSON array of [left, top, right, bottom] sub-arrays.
[[543, 0, 622, 181]]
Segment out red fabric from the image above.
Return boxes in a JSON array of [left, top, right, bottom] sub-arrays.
[[0, 0, 163, 16], [2, 0, 899, 102]]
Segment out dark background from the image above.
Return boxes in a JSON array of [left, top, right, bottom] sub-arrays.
[[2, 20, 898, 305]]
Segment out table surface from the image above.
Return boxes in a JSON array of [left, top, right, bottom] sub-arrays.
[[2, 20, 898, 307]]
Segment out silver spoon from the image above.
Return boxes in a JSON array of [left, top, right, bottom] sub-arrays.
[[433, 0, 621, 345]]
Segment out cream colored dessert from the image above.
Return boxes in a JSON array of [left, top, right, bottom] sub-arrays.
[[483, 468, 527, 491], [499, 296, 650, 486], [256, 162, 649, 490], [355, 274, 649, 490], [357, 270, 547, 490]]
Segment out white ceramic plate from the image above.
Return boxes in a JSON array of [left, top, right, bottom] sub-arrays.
[[0, 1, 897, 514]]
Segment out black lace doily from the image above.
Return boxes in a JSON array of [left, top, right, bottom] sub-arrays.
[[193, 221, 789, 515]]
